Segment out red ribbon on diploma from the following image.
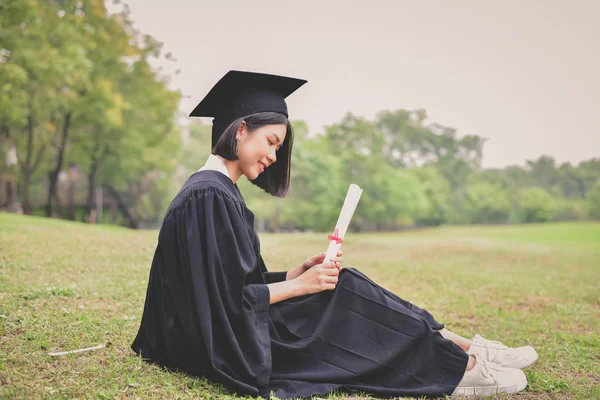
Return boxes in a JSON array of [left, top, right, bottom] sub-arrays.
[[328, 227, 343, 244]]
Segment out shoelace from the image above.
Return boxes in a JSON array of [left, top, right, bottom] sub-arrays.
[[475, 357, 498, 384], [474, 334, 509, 349]]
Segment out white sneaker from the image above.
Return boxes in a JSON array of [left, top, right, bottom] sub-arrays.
[[468, 334, 538, 369], [453, 355, 528, 396]]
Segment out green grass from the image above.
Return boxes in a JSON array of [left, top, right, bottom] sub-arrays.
[[1, 212, 599, 399]]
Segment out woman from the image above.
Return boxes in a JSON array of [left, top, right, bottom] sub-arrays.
[[132, 71, 538, 398]]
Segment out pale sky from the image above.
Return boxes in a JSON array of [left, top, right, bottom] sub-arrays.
[[107, 0, 599, 168]]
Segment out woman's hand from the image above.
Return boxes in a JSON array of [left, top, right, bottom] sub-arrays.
[[286, 251, 343, 281], [302, 250, 343, 271], [294, 260, 341, 295]]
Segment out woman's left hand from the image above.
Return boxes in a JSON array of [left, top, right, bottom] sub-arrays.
[[301, 251, 343, 272], [286, 251, 343, 281]]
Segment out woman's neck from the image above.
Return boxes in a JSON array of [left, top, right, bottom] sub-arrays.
[[216, 155, 243, 183]]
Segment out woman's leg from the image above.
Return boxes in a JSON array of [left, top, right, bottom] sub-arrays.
[[440, 328, 539, 370], [438, 328, 472, 352], [465, 353, 476, 371], [438, 329, 477, 371]]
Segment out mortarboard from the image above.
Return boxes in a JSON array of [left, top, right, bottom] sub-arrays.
[[189, 70, 307, 146]]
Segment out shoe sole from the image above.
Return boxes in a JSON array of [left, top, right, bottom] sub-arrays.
[[498, 352, 539, 369], [453, 379, 527, 396]]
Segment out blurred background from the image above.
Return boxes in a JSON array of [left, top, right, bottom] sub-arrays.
[[1, 0, 599, 231]]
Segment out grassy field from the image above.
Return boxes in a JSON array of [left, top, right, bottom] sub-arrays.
[[0, 212, 599, 399]]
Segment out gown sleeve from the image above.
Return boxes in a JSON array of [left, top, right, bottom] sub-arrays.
[[260, 257, 288, 284], [132, 183, 272, 397]]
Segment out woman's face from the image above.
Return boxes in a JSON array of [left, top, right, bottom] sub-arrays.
[[237, 123, 287, 180]]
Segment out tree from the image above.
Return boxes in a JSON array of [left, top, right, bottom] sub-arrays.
[[525, 155, 561, 196], [466, 181, 512, 224], [43, 0, 137, 219], [282, 127, 347, 231], [587, 181, 600, 220], [67, 1, 136, 221], [516, 187, 557, 223], [2, 0, 181, 226], [180, 119, 212, 178], [1, 0, 90, 213], [502, 165, 537, 190], [411, 166, 451, 226], [321, 118, 430, 231], [96, 38, 181, 227]]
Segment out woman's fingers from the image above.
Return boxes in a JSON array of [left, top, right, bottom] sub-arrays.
[[324, 276, 338, 285], [301, 261, 341, 294], [321, 262, 340, 275], [330, 258, 343, 271], [307, 252, 326, 266], [321, 269, 338, 283], [324, 267, 339, 275]]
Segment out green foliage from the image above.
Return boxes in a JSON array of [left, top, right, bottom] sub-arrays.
[[411, 166, 451, 226], [1, 0, 180, 224], [517, 187, 558, 223], [466, 181, 512, 224], [180, 120, 212, 178], [282, 130, 346, 231], [586, 181, 600, 220]]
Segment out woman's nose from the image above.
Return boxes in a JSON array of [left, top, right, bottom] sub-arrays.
[[267, 149, 277, 163]]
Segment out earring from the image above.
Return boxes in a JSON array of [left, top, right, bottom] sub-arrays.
[[235, 138, 239, 158]]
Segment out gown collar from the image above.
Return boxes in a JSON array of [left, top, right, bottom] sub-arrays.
[[198, 154, 232, 181]]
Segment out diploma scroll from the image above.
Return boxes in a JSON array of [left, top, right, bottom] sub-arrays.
[[324, 184, 363, 263]]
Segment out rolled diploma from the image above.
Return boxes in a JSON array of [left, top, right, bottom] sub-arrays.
[[324, 183, 363, 263]]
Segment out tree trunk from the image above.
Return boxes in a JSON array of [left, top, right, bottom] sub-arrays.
[[53, 190, 64, 217], [21, 116, 35, 214], [104, 184, 138, 229], [85, 144, 108, 222], [19, 105, 47, 214], [45, 171, 55, 217], [86, 167, 96, 222], [46, 112, 71, 217], [67, 178, 76, 220], [21, 168, 32, 214], [111, 197, 117, 224], [577, 178, 586, 199]]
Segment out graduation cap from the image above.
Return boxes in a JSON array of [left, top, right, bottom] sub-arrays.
[[189, 70, 307, 146]]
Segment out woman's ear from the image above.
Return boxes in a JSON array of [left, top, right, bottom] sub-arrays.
[[236, 121, 247, 140]]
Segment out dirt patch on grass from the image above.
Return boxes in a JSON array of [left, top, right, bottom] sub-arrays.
[[503, 295, 559, 314]]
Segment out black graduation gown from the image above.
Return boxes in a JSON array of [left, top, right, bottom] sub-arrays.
[[131, 171, 469, 399]]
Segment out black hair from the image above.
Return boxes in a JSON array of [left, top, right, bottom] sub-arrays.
[[212, 111, 293, 197]]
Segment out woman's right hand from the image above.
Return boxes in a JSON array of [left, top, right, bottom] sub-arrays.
[[294, 260, 341, 295]]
